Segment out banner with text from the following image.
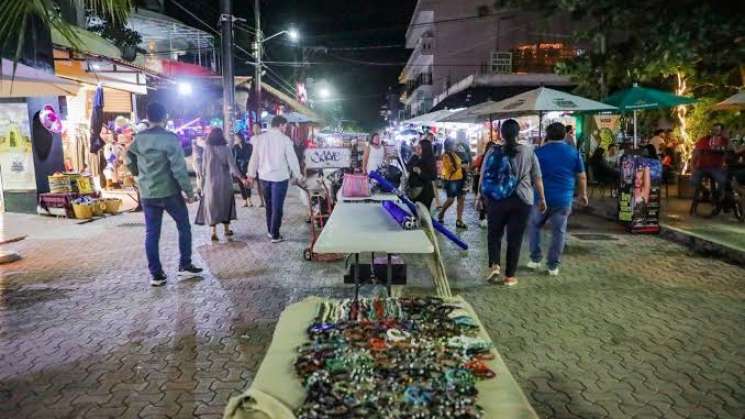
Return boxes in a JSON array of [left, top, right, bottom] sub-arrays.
[[304, 147, 352, 169]]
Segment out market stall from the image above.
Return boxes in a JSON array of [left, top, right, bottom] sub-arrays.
[[224, 295, 538, 419], [313, 200, 434, 296], [0, 58, 79, 213]]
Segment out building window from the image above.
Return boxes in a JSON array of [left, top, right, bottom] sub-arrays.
[[490, 52, 513, 74]]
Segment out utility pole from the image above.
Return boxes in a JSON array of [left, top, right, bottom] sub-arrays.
[[254, 0, 262, 123], [220, 0, 235, 137]]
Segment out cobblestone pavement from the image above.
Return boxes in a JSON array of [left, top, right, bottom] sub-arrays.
[[1, 190, 744, 418]]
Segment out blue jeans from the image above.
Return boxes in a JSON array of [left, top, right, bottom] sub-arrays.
[[528, 205, 572, 270], [261, 179, 289, 239], [142, 194, 192, 276]]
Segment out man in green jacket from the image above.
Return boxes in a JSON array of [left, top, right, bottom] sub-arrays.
[[126, 102, 202, 286]]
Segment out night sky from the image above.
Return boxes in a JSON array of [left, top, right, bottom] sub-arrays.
[[165, 0, 417, 130]]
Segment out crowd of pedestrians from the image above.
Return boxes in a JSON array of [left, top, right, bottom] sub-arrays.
[[126, 102, 591, 288], [126, 104, 303, 286]]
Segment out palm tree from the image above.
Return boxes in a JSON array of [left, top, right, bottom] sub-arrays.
[[0, 0, 132, 74]]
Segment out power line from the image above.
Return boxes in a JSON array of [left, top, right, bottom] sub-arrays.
[[326, 44, 404, 51], [167, 0, 255, 59], [260, 60, 492, 68]]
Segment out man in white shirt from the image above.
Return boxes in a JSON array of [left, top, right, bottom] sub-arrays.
[[247, 115, 303, 243]]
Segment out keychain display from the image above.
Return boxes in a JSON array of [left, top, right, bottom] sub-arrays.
[[294, 297, 496, 418]]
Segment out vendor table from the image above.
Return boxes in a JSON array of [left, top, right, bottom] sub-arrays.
[[335, 189, 399, 203], [313, 201, 434, 296], [37, 192, 97, 217], [223, 296, 539, 419]]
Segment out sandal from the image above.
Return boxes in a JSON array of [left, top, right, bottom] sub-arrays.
[[225, 229, 234, 237], [210, 234, 219, 242], [456, 220, 467, 229]]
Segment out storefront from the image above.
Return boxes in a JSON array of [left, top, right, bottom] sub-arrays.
[[0, 58, 80, 213], [50, 27, 152, 213]]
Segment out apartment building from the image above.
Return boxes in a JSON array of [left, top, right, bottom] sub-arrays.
[[400, 0, 578, 117]]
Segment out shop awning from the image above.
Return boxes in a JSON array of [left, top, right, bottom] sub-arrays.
[[53, 53, 148, 95], [262, 82, 321, 122], [400, 109, 460, 126], [1, 58, 79, 97], [51, 25, 149, 69]]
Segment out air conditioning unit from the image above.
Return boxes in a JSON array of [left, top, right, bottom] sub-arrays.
[[490, 51, 512, 74]]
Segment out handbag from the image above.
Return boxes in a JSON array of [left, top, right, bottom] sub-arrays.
[[341, 174, 371, 198]]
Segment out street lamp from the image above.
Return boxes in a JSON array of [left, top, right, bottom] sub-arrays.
[[177, 81, 193, 96], [262, 28, 300, 43], [253, 19, 300, 124], [318, 87, 331, 99], [287, 28, 300, 42]]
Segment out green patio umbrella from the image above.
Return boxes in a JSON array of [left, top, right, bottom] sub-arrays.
[[605, 83, 697, 147]]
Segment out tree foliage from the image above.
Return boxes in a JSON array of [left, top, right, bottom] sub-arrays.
[[494, 0, 745, 97], [0, 0, 132, 71]]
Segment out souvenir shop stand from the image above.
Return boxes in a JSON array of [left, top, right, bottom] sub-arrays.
[[224, 175, 538, 419]]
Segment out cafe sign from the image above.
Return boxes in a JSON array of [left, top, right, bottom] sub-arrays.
[[304, 147, 352, 169]]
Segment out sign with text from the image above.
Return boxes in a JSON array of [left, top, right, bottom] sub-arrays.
[[304, 147, 351, 169]]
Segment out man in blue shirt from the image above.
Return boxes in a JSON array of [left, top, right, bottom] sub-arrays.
[[527, 122, 588, 276]]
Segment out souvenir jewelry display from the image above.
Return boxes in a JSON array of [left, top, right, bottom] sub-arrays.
[[294, 298, 496, 418]]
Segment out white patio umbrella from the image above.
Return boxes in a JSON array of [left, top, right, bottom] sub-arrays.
[[1, 58, 79, 97], [400, 109, 459, 126], [713, 91, 745, 110], [438, 101, 498, 123], [473, 87, 617, 139]]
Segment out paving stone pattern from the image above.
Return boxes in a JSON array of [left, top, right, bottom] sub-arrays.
[[1, 192, 744, 418]]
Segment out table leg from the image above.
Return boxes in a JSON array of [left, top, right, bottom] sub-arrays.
[[354, 253, 360, 302], [386, 253, 392, 297]]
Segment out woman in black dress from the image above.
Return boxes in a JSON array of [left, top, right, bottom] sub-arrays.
[[406, 138, 438, 209], [232, 133, 253, 207]]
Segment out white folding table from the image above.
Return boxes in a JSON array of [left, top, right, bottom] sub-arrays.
[[335, 189, 400, 203], [313, 201, 434, 297]]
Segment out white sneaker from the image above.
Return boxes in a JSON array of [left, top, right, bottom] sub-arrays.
[[266, 233, 273, 239], [479, 219, 487, 229], [526, 260, 542, 270], [548, 268, 560, 276], [487, 265, 501, 282]]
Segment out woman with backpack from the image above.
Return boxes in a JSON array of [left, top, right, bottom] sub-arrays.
[[407, 138, 438, 209], [472, 141, 496, 228], [477, 119, 546, 286]]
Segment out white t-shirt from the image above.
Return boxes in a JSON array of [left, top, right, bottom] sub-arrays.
[[366, 144, 385, 174]]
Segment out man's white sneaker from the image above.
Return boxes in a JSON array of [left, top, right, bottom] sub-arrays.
[[548, 268, 560, 276], [526, 260, 542, 270], [487, 265, 501, 282], [479, 219, 487, 229]]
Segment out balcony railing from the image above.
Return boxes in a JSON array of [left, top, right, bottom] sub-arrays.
[[405, 72, 432, 97]]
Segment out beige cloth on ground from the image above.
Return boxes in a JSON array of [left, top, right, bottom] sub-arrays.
[[223, 296, 538, 419]]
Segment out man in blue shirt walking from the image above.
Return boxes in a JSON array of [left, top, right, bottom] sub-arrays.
[[527, 122, 588, 276]]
